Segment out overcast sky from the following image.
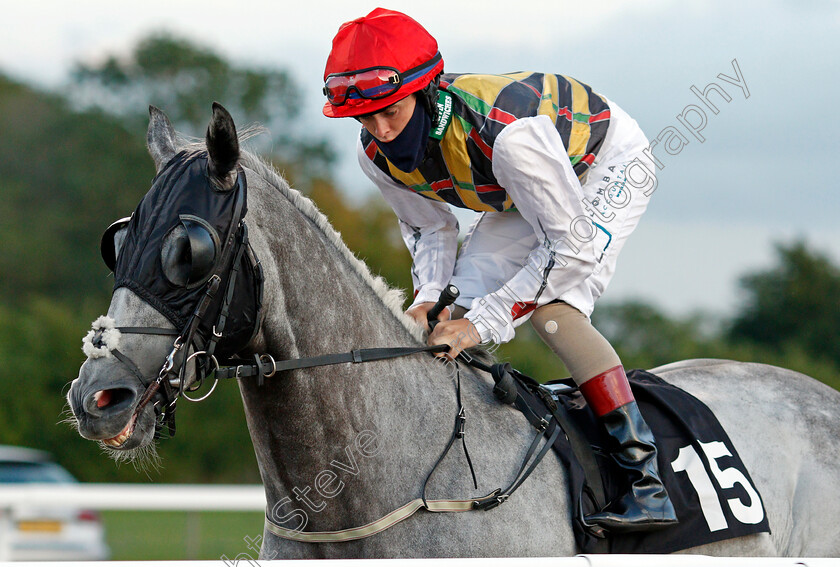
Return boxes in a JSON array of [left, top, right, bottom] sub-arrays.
[[3, 0, 838, 317]]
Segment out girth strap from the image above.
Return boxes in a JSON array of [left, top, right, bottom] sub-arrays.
[[264, 495, 495, 544]]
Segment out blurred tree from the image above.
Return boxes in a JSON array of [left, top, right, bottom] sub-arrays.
[[70, 33, 334, 183], [592, 301, 715, 370], [0, 72, 273, 482], [0, 74, 152, 303], [729, 241, 840, 367]]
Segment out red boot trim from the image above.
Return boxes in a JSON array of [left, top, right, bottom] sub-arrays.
[[579, 365, 635, 417]]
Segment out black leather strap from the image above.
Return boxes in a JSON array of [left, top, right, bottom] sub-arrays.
[[422, 363, 478, 508], [474, 414, 561, 512], [505, 418, 563, 498], [111, 348, 151, 387], [531, 380, 607, 514], [205, 223, 249, 362], [117, 327, 180, 335], [455, 366, 478, 490], [215, 344, 449, 380]]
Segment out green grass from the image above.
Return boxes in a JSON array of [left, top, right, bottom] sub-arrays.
[[100, 510, 265, 560]]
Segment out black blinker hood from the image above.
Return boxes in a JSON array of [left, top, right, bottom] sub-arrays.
[[114, 150, 259, 355]]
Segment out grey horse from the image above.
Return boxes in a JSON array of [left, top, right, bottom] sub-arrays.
[[68, 105, 840, 558]]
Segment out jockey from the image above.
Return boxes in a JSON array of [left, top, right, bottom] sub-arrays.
[[322, 7, 677, 533]]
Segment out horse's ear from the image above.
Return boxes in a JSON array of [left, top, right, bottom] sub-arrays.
[[206, 102, 240, 190], [147, 106, 178, 173]]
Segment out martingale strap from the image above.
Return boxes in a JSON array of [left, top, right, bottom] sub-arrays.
[[421, 363, 477, 507]]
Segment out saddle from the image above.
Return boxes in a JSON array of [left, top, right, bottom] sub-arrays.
[[490, 364, 771, 554]]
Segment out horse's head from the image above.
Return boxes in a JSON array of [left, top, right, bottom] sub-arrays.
[[68, 103, 263, 463]]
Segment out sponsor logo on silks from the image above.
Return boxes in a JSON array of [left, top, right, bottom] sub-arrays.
[[430, 91, 453, 141]]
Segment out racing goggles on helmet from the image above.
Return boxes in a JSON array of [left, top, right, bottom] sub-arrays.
[[323, 53, 442, 106]]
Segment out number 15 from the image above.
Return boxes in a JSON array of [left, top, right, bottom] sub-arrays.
[[671, 440, 765, 532]]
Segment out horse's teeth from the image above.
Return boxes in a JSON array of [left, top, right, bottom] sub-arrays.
[[104, 433, 129, 447], [102, 416, 135, 447]]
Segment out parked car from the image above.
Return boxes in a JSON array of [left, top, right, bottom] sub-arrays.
[[0, 445, 110, 560]]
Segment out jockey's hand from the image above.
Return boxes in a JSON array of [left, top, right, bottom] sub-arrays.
[[405, 302, 451, 333], [428, 318, 479, 360]]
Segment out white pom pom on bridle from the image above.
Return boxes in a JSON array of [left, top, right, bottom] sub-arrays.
[[82, 316, 122, 359]]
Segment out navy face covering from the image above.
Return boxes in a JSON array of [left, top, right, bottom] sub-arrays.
[[376, 100, 431, 172]]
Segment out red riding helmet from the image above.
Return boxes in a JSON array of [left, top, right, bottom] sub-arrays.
[[322, 8, 444, 118]]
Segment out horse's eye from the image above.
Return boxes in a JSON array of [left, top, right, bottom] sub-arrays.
[[101, 216, 132, 272], [160, 216, 219, 287]]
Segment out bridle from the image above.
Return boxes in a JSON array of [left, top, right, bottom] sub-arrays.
[[92, 165, 263, 438], [134, 208, 262, 437]]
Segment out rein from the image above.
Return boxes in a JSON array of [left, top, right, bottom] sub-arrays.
[[215, 344, 448, 383]]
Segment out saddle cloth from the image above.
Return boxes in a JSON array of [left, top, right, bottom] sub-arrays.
[[512, 368, 771, 554]]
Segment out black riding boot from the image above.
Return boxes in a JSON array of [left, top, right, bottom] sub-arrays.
[[580, 366, 678, 533]]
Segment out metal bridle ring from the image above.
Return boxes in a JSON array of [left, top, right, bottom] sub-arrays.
[[180, 352, 220, 403], [260, 354, 277, 378]]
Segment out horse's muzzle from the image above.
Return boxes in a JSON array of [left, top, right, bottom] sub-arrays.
[[70, 358, 147, 442]]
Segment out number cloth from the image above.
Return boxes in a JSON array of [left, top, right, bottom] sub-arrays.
[[526, 369, 770, 553]]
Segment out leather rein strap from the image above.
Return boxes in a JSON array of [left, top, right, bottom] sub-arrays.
[[215, 344, 449, 384]]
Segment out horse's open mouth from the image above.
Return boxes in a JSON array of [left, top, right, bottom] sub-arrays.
[[101, 413, 138, 448], [93, 388, 140, 448]]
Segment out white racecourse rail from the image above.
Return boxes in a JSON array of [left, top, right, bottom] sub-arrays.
[[0, 483, 266, 511], [0, 484, 264, 561], [0, 484, 835, 566]]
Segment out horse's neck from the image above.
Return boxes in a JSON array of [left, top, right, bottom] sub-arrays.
[[238, 179, 464, 530]]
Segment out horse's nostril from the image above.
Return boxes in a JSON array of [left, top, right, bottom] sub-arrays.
[[94, 390, 111, 408], [93, 388, 134, 411]]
